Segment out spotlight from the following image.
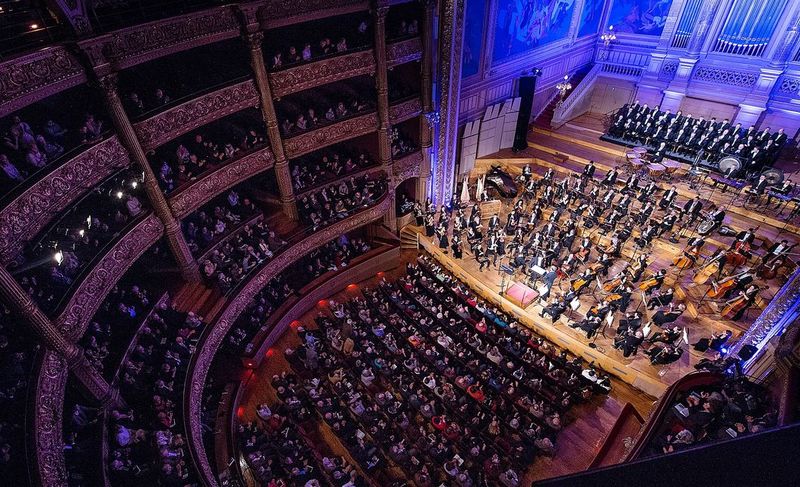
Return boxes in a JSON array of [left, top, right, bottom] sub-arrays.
[[29, 23, 39, 30], [116, 190, 124, 199], [53, 250, 64, 265], [131, 181, 138, 189], [78, 229, 85, 237]]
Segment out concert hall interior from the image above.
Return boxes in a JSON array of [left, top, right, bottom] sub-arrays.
[[2, 1, 800, 486]]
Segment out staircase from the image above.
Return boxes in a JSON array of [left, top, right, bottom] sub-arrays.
[[400, 225, 419, 250], [172, 280, 227, 323], [550, 64, 600, 129], [533, 64, 595, 130]]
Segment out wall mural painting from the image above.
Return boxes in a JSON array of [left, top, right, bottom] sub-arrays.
[[462, 0, 487, 78], [577, 0, 606, 38], [492, 0, 577, 63], [608, 0, 673, 36]]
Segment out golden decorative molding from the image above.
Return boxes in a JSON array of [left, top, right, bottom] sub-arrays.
[[269, 50, 377, 98], [387, 37, 423, 67], [283, 112, 379, 159]]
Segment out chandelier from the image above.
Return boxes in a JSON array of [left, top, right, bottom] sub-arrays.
[[600, 25, 617, 47], [555, 74, 572, 103]]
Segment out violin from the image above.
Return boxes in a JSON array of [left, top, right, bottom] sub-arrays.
[[721, 294, 750, 320], [607, 293, 623, 303]]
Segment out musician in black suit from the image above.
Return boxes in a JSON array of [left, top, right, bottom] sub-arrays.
[[751, 175, 770, 195], [583, 160, 596, 179], [731, 227, 756, 249], [647, 344, 683, 365], [601, 169, 618, 187], [658, 186, 678, 210], [762, 239, 795, 265], [540, 266, 558, 301], [681, 196, 703, 224]]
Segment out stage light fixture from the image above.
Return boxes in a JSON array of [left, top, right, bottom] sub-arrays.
[[53, 250, 64, 264]]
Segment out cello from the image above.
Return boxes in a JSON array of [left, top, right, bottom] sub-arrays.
[[638, 273, 663, 293], [706, 273, 740, 299], [721, 294, 750, 320], [673, 246, 700, 270], [602, 273, 626, 292]]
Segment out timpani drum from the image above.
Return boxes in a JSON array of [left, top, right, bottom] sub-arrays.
[[648, 163, 667, 178]]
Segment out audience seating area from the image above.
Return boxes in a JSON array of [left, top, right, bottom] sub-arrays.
[[11, 168, 150, 313], [108, 296, 203, 487], [151, 109, 267, 195], [0, 89, 108, 197], [265, 13, 372, 71], [264, 254, 610, 486], [647, 376, 777, 456], [291, 144, 377, 193], [298, 174, 388, 231], [276, 77, 376, 137]]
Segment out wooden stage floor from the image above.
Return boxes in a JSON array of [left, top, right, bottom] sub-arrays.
[[455, 117, 800, 397]]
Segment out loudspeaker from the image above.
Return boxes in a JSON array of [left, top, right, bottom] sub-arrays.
[[512, 74, 538, 152], [737, 344, 757, 361]]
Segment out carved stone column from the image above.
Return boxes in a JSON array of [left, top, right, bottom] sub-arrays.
[[244, 32, 299, 221], [98, 75, 201, 282], [0, 267, 119, 406], [372, 2, 397, 230], [417, 0, 436, 202], [660, 0, 722, 112], [433, 0, 466, 205]]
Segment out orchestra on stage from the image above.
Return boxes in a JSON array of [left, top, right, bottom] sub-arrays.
[[413, 151, 798, 369]]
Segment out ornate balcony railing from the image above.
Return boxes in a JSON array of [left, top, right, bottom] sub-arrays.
[[393, 150, 423, 183], [284, 111, 379, 158], [0, 46, 87, 118], [256, 0, 368, 29], [133, 80, 260, 151], [31, 350, 70, 487], [389, 96, 423, 124], [77, 6, 241, 72], [269, 49, 377, 97], [169, 147, 275, 218], [0, 136, 130, 265], [387, 37, 422, 67], [184, 195, 390, 486], [55, 213, 164, 342]]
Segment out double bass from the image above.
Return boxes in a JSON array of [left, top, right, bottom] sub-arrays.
[[693, 254, 723, 285]]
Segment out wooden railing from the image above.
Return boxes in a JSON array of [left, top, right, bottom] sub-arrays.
[[587, 403, 646, 469], [622, 371, 724, 462]]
